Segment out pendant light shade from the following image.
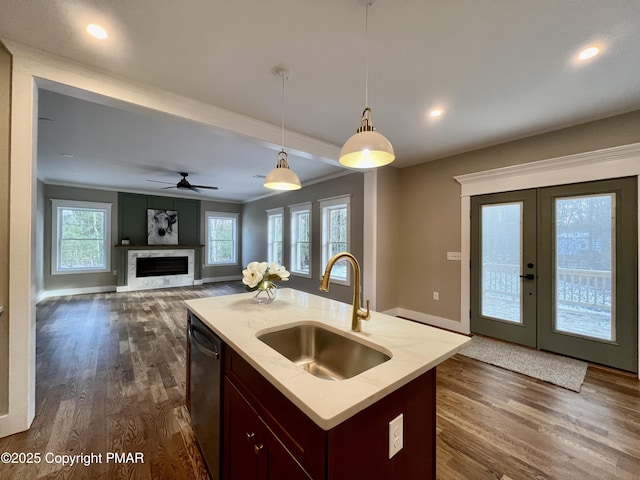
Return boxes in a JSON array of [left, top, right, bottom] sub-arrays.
[[264, 150, 301, 190], [264, 66, 301, 191], [339, 0, 394, 169], [339, 108, 395, 168]]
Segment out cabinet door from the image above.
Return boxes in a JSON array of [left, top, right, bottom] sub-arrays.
[[262, 425, 312, 480], [224, 379, 260, 480], [224, 379, 311, 480]]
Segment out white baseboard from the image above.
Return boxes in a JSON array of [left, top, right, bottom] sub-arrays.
[[38, 285, 117, 301], [382, 307, 470, 335], [202, 275, 242, 284], [39, 277, 240, 299], [0, 413, 30, 439]]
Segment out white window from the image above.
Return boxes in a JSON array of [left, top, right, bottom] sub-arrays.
[[51, 199, 112, 275], [267, 207, 284, 265], [320, 195, 351, 285], [206, 211, 239, 265], [290, 202, 311, 277]]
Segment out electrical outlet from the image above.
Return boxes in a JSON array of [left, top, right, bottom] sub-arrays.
[[447, 251, 462, 261], [433, 291, 439, 301], [389, 414, 403, 459], [112, 269, 118, 276]]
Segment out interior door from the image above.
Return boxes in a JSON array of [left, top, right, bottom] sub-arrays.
[[471, 189, 537, 347], [537, 177, 638, 372], [471, 177, 638, 373]]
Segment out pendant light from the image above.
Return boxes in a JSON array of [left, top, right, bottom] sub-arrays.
[[264, 66, 302, 191], [339, 0, 395, 169]]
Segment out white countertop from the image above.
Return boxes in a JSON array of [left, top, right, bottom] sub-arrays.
[[185, 288, 470, 430]]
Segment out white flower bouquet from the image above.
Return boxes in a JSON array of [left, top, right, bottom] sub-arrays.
[[242, 261, 290, 292]]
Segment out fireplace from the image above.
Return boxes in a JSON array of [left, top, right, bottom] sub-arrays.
[[136, 256, 188, 277], [118, 248, 196, 292]]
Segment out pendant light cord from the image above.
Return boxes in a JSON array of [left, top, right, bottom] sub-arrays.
[[281, 71, 286, 150], [364, 0, 369, 109]]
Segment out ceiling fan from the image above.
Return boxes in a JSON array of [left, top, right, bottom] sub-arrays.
[[146, 172, 218, 192]]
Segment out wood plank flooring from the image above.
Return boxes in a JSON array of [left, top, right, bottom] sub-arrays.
[[0, 284, 638, 479]]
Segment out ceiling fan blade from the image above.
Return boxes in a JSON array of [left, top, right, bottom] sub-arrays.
[[146, 179, 176, 185], [162, 186, 177, 190], [190, 185, 219, 190]]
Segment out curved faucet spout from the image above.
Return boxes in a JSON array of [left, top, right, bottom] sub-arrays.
[[319, 252, 370, 332]]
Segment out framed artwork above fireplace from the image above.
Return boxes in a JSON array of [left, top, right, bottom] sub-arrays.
[[147, 209, 178, 245]]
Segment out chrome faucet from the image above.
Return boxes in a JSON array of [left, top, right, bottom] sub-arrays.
[[319, 252, 370, 332]]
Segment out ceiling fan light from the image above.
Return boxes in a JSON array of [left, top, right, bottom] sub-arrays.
[[339, 130, 395, 169]]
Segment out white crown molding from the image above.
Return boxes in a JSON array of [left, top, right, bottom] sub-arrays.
[[3, 39, 342, 166], [454, 142, 640, 197]]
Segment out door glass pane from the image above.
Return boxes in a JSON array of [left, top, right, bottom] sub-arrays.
[[555, 194, 615, 341], [481, 203, 522, 323]]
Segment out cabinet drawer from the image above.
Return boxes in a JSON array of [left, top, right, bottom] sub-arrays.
[[225, 348, 326, 479]]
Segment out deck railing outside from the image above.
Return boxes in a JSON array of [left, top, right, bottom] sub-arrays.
[[482, 263, 612, 311]]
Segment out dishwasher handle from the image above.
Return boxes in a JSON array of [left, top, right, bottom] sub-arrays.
[[189, 325, 220, 359]]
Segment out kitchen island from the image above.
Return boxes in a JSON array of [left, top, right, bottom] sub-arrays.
[[186, 288, 470, 479]]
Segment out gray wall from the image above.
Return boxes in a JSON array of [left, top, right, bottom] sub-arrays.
[[392, 109, 640, 323], [36, 180, 44, 299], [0, 41, 11, 415], [375, 167, 401, 312], [242, 173, 365, 304], [201, 200, 243, 281], [42, 184, 119, 293]]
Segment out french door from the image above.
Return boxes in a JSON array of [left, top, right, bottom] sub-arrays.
[[471, 177, 638, 372]]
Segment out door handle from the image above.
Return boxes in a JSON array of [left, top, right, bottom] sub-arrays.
[[519, 274, 535, 280]]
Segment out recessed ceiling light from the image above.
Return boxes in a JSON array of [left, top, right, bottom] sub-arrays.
[[578, 46, 600, 61], [86, 24, 108, 40], [430, 108, 444, 118], [61, 154, 74, 158]]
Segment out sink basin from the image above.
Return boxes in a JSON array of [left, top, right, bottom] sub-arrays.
[[257, 323, 391, 380]]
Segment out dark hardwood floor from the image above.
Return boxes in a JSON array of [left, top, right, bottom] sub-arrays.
[[0, 283, 638, 479]]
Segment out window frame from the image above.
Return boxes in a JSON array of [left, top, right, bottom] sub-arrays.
[[205, 211, 239, 266], [267, 207, 284, 265], [289, 202, 312, 278], [51, 199, 112, 275], [320, 195, 351, 286]]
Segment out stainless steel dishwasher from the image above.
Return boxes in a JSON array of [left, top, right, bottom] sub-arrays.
[[188, 312, 223, 479]]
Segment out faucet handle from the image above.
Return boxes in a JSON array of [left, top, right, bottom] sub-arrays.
[[363, 299, 371, 320]]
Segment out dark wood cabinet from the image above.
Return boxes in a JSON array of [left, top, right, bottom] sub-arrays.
[[188, 312, 437, 480], [224, 347, 436, 480], [224, 378, 311, 480]]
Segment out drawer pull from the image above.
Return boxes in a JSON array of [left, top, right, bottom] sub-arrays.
[[246, 432, 255, 440], [254, 443, 264, 455]]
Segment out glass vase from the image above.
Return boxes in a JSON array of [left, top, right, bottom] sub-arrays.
[[254, 281, 277, 304]]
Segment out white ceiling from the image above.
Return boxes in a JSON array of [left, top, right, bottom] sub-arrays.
[[2, 0, 640, 202]]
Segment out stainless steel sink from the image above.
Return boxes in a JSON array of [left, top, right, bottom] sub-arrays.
[[257, 323, 391, 380]]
